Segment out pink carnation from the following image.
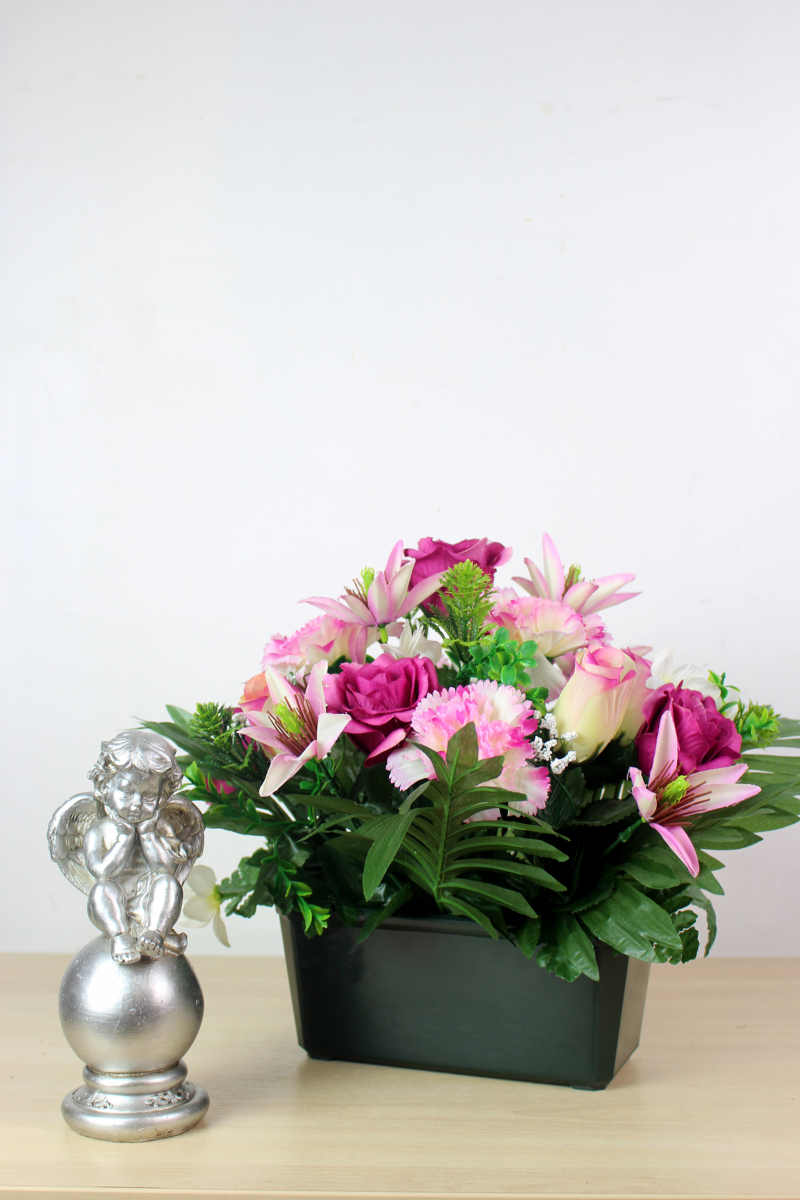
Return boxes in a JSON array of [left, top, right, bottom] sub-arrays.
[[490, 590, 587, 659], [261, 614, 372, 677], [386, 680, 550, 817]]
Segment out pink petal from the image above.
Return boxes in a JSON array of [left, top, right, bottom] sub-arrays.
[[581, 574, 638, 614], [259, 753, 305, 797], [686, 762, 749, 788], [305, 661, 328, 716], [651, 823, 699, 876], [386, 560, 414, 613], [629, 768, 658, 820], [562, 580, 598, 612], [242, 723, 284, 754], [264, 667, 298, 708], [402, 571, 445, 614], [542, 533, 565, 600], [302, 595, 362, 623], [315, 712, 351, 758], [684, 782, 762, 814], [364, 727, 408, 766], [342, 594, 374, 624], [367, 572, 395, 623], [384, 540, 406, 579], [651, 710, 679, 781], [517, 559, 550, 598]]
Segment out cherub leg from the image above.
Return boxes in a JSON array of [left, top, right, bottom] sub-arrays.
[[88, 881, 140, 964], [138, 874, 182, 958]]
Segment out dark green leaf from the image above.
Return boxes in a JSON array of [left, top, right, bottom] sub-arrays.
[[444, 878, 537, 918], [445, 722, 479, 774], [362, 812, 420, 899], [356, 884, 414, 942], [165, 705, 194, 733], [551, 913, 599, 980], [445, 858, 566, 892], [440, 893, 500, 938], [516, 917, 541, 959]]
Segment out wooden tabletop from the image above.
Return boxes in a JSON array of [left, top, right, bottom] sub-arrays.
[[0, 953, 798, 1200]]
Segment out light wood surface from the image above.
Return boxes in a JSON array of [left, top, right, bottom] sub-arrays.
[[0, 953, 797, 1200]]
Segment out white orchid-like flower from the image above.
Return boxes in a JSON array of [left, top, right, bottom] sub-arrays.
[[381, 622, 443, 665], [179, 865, 230, 947], [646, 648, 721, 703]]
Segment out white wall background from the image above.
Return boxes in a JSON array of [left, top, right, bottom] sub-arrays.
[[2, 0, 798, 958]]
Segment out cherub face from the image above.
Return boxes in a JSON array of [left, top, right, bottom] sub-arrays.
[[103, 768, 163, 825]]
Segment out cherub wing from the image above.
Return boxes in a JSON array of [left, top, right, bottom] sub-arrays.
[[157, 797, 205, 887], [47, 793, 103, 896]]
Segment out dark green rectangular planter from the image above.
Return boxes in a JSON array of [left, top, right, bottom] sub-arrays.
[[280, 913, 650, 1089]]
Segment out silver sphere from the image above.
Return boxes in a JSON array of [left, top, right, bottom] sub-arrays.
[[59, 936, 204, 1074]]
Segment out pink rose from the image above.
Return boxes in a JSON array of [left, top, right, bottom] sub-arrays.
[[635, 684, 742, 777], [323, 653, 439, 766], [406, 537, 512, 613], [552, 644, 637, 762]]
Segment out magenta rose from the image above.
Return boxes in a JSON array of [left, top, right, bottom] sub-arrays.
[[635, 683, 742, 776], [406, 538, 512, 613], [323, 653, 439, 765]]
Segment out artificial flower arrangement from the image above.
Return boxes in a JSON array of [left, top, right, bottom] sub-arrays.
[[146, 536, 800, 983]]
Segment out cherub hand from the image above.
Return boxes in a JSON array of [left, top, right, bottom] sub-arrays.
[[108, 812, 136, 835], [137, 813, 160, 835]]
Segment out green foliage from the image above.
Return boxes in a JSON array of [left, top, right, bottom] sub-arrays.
[[468, 627, 540, 693], [142, 691, 800, 983], [423, 561, 495, 663], [352, 723, 568, 938]]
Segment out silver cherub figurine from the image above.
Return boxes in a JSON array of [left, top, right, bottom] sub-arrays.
[[48, 730, 210, 1141]]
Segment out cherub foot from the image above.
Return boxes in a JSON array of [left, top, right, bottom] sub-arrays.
[[111, 934, 141, 965], [164, 930, 188, 956], [137, 930, 165, 958]]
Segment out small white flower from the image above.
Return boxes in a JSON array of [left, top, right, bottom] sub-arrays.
[[179, 865, 230, 947], [646, 648, 721, 703], [382, 622, 443, 664]]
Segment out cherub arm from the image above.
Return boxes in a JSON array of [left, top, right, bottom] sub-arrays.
[[83, 821, 136, 880], [137, 814, 186, 876]]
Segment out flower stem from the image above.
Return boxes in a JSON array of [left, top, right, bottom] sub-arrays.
[[600, 818, 646, 860]]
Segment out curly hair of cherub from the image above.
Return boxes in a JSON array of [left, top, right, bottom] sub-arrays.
[[88, 729, 183, 801]]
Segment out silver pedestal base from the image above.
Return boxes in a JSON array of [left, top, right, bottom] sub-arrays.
[[61, 1060, 209, 1142]]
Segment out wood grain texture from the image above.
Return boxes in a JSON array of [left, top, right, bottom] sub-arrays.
[[0, 954, 797, 1200]]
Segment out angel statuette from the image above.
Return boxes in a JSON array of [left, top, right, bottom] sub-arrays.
[[48, 729, 210, 1141]]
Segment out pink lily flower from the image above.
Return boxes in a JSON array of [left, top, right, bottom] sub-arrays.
[[628, 710, 760, 876], [244, 662, 351, 797], [513, 534, 639, 633], [302, 541, 445, 662]]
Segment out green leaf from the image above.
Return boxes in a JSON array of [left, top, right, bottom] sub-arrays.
[[414, 742, 450, 786], [446, 858, 566, 892], [622, 852, 682, 890], [581, 879, 682, 959], [554, 912, 599, 981], [440, 893, 500, 938], [543, 768, 587, 830], [685, 885, 717, 955], [166, 705, 194, 733], [356, 884, 414, 942], [445, 722, 479, 774], [447, 835, 568, 861], [455, 756, 504, 790], [516, 916, 541, 958], [691, 826, 763, 850], [735, 811, 799, 833], [362, 812, 420, 899], [444, 878, 537, 918], [398, 780, 431, 814]]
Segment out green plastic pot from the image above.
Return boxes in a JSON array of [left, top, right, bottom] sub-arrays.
[[281, 912, 650, 1089]]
